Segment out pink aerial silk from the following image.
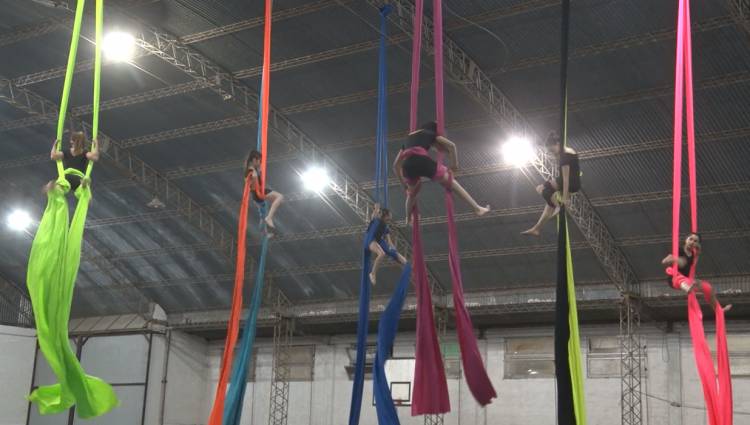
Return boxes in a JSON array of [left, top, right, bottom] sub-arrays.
[[670, 1, 732, 423], [408, 0, 496, 415]]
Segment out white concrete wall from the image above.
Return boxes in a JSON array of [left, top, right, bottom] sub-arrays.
[[11, 323, 750, 425], [158, 332, 210, 425], [0, 325, 36, 425], [197, 324, 750, 425]]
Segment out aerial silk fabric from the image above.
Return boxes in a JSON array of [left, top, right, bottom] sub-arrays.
[[208, 1, 273, 423], [554, 215, 586, 425], [670, 0, 732, 423], [206, 177, 252, 425], [224, 234, 270, 425], [373, 5, 391, 207], [553, 1, 586, 424], [26, 0, 117, 418], [27, 182, 118, 418], [349, 5, 416, 424], [348, 223, 379, 425], [373, 264, 412, 425], [408, 0, 496, 416]]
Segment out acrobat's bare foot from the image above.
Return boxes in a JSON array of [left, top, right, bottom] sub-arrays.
[[521, 228, 540, 237], [475, 205, 490, 217]]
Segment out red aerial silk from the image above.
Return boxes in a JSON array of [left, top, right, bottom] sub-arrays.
[[409, 0, 496, 415], [207, 177, 251, 425], [254, 0, 272, 202], [669, 1, 732, 423]]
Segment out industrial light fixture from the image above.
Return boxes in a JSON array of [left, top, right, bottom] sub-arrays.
[[102, 31, 136, 62], [6, 210, 32, 232], [501, 136, 535, 167], [147, 195, 165, 209], [301, 167, 331, 193]]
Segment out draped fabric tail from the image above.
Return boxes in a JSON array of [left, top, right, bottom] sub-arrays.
[[207, 178, 252, 425], [373, 263, 412, 425], [223, 234, 271, 425], [686, 293, 721, 425], [444, 188, 496, 405], [671, 1, 733, 423], [410, 208, 449, 415], [554, 212, 575, 425], [554, 213, 586, 425], [714, 300, 733, 425], [347, 225, 378, 425], [554, 1, 586, 423], [27, 186, 118, 418]]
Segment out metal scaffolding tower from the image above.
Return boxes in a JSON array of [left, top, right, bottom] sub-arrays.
[[620, 294, 643, 425], [267, 280, 294, 425]]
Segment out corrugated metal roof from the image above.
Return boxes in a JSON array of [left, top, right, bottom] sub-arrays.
[[0, 0, 748, 319]]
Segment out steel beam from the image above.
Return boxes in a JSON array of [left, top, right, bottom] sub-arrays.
[[0, 75, 291, 308], [0, 274, 34, 327], [490, 15, 734, 75], [528, 71, 750, 117], [71, 226, 750, 281], [0, 0, 556, 130], [368, 0, 640, 295], [64, 183, 750, 267], [110, 11, 446, 296], [180, 0, 343, 45], [165, 275, 750, 329], [728, 0, 750, 36]]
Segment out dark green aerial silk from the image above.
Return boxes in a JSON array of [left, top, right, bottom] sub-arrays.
[[26, 0, 118, 417], [553, 1, 586, 424]]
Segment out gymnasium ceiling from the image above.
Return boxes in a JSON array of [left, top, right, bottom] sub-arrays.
[[1, 0, 749, 331]]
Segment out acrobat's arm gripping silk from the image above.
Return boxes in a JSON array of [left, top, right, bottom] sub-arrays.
[[27, 0, 117, 418], [670, 1, 733, 423]]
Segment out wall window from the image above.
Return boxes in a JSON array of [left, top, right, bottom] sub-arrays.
[[346, 344, 377, 380], [239, 345, 314, 382], [286, 345, 315, 381], [587, 337, 621, 379], [587, 336, 647, 379], [442, 342, 461, 379], [504, 337, 555, 379]]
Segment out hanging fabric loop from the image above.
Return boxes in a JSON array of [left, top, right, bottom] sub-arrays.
[[27, 0, 117, 418], [207, 1, 274, 424], [408, 0, 496, 416], [669, 1, 732, 424]]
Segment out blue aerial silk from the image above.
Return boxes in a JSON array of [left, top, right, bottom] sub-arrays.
[[223, 234, 270, 425], [348, 5, 410, 425], [373, 264, 411, 424], [223, 33, 273, 425]]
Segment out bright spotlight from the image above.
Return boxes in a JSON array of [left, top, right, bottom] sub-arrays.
[[103, 31, 136, 62], [301, 167, 331, 193], [501, 136, 535, 167], [7, 210, 32, 232]]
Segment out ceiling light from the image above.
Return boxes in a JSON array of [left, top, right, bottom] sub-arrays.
[[301, 167, 331, 193], [501, 136, 535, 167], [147, 196, 165, 209], [7, 210, 32, 232], [103, 31, 136, 62]]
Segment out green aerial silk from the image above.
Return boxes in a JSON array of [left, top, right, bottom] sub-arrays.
[[26, 0, 118, 417]]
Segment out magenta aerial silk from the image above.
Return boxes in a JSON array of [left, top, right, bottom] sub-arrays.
[[669, 1, 732, 423], [408, 0, 496, 415]]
